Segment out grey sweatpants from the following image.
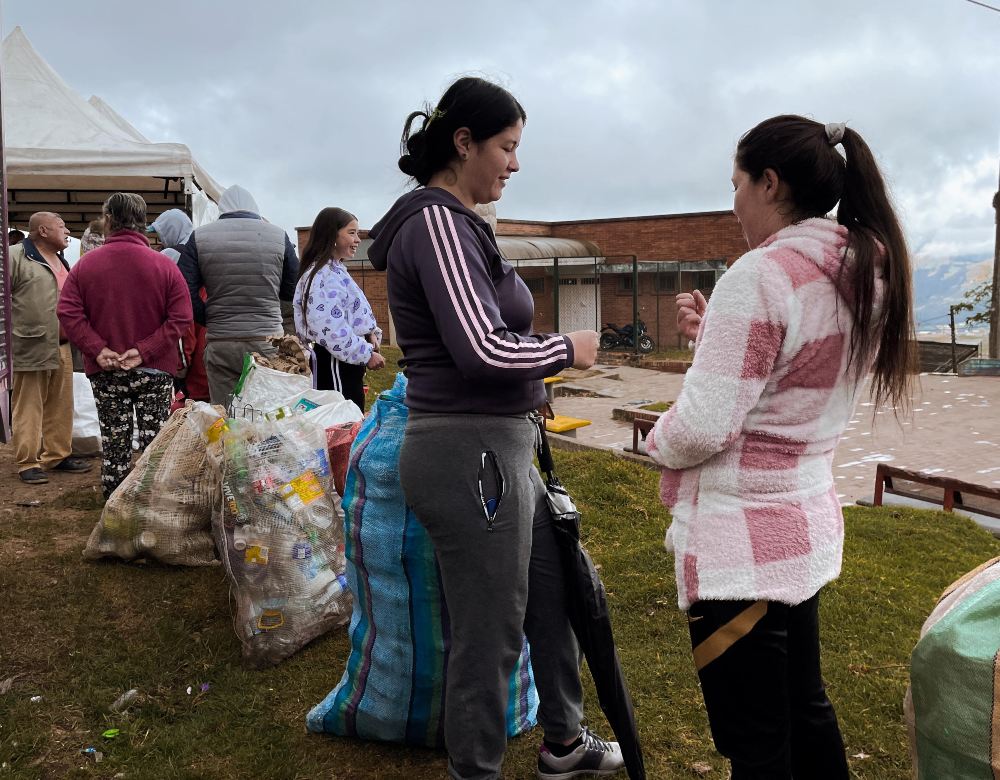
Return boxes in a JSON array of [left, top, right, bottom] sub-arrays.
[[400, 412, 585, 780]]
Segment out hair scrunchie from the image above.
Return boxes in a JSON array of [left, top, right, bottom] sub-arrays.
[[825, 122, 847, 146]]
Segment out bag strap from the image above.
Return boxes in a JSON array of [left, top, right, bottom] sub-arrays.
[[531, 411, 561, 487]]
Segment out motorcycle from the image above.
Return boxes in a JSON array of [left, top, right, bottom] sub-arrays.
[[599, 320, 655, 353]]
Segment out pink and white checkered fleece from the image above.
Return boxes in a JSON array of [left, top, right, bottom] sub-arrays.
[[647, 217, 884, 610]]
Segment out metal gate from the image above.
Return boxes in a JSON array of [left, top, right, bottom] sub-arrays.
[[557, 276, 600, 333]]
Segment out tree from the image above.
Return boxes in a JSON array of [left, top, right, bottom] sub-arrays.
[[955, 277, 994, 326]]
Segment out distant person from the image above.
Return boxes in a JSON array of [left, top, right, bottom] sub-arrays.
[[150, 210, 209, 401], [80, 219, 105, 255], [647, 116, 916, 779], [8, 228, 25, 245], [149, 209, 193, 262], [293, 207, 384, 411], [9, 211, 92, 484], [177, 185, 299, 405], [368, 76, 618, 780], [58, 193, 192, 498]]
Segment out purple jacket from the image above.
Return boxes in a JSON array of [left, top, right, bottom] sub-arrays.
[[369, 188, 573, 414]]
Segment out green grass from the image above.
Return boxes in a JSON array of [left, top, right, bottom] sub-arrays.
[[640, 402, 674, 413], [645, 349, 693, 362], [3, 415, 997, 778], [364, 346, 402, 400]]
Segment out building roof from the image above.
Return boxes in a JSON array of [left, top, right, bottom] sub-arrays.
[[321, 235, 605, 269], [498, 236, 602, 261]]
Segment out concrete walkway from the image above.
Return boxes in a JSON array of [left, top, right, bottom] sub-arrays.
[[548, 365, 1000, 506]]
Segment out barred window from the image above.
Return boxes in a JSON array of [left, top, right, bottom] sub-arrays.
[[655, 270, 679, 293]]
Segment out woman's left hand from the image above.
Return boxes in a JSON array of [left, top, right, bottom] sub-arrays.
[[366, 352, 386, 371], [119, 348, 143, 371]]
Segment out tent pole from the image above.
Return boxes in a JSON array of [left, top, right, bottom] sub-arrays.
[[0, 49, 13, 442]]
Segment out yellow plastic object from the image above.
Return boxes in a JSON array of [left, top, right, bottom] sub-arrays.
[[245, 545, 269, 565], [545, 415, 592, 434], [257, 609, 284, 631]]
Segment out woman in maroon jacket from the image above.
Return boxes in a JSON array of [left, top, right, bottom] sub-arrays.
[[58, 193, 193, 498]]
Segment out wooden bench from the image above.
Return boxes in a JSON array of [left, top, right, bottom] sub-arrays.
[[629, 411, 661, 455], [870, 464, 1000, 536], [543, 376, 565, 403], [545, 415, 591, 438]]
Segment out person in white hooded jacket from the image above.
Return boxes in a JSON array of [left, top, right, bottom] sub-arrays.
[[176, 185, 299, 405], [149, 209, 193, 263]]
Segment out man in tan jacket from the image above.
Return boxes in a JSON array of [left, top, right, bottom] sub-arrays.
[[10, 212, 91, 483]]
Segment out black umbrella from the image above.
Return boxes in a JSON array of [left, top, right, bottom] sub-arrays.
[[535, 416, 646, 780]]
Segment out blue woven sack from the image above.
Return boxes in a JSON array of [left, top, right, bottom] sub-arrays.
[[307, 373, 538, 746]]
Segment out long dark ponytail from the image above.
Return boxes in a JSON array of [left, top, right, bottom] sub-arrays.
[[736, 115, 916, 411], [298, 207, 356, 330]]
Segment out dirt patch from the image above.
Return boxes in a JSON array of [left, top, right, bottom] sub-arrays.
[[0, 446, 102, 509]]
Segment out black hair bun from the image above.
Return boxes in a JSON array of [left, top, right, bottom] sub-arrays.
[[398, 154, 420, 178]]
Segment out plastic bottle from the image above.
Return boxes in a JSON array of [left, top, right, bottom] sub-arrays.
[[110, 689, 139, 713], [136, 531, 157, 554], [224, 436, 250, 480]]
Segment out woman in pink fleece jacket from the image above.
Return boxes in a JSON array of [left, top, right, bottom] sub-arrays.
[[647, 115, 915, 779]]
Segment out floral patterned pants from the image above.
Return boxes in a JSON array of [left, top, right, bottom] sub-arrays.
[[90, 371, 173, 499]]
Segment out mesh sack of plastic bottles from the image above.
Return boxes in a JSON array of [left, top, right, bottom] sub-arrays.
[[905, 556, 1000, 778], [83, 403, 223, 566], [307, 373, 538, 745], [213, 413, 352, 668]]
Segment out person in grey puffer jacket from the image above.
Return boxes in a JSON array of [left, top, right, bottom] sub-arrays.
[[177, 185, 299, 404]]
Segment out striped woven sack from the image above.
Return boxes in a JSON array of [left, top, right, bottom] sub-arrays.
[[307, 372, 539, 745], [906, 556, 1000, 778]]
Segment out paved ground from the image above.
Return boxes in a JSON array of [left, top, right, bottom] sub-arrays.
[[549, 365, 1000, 506]]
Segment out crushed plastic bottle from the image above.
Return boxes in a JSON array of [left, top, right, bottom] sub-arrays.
[[110, 688, 139, 713]]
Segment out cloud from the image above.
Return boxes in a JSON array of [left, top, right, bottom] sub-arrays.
[[3, 0, 998, 260]]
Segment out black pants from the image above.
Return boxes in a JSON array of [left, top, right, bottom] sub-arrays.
[[314, 344, 366, 412], [687, 593, 848, 779]]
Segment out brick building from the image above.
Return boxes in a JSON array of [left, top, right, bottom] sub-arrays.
[[296, 209, 747, 349]]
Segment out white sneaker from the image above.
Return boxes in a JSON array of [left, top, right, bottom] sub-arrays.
[[536, 728, 625, 779]]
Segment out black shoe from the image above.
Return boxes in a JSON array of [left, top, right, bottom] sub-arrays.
[[51, 457, 92, 473], [19, 468, 49, 484]]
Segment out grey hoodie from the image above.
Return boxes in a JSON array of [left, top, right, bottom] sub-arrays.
[[368, 187, 573, 414]]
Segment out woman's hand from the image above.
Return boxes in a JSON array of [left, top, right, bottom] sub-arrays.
[[119, 348, 143, 371], [676, 289, 707, 342], [366, 352, 386, 371], [97, 347, 122, 371], [566, 330, 599, 370]]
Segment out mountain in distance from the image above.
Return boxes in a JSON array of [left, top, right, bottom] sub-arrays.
[[912, 252, 992, 332]]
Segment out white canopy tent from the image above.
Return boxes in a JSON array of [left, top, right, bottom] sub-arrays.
[[1, 26, 222, 234]]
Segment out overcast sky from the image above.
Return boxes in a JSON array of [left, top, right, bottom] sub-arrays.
[[3, 0, 998, 272]]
